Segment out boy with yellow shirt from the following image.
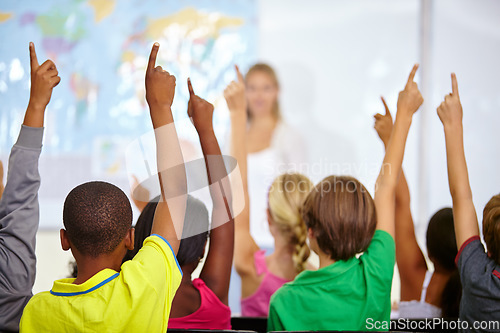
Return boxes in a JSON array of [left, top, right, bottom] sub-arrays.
[[20, 43, 187, 332]]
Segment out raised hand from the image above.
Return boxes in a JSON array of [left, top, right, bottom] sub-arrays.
[[28, 42, 60, 111], [145, 43, 176, 110], [24, 42, 61, 127], [374, 96, 393, 146], [397, 64, 424, 117], [437, 73, 462, 128], [187, 79, 214, 134], [224, 65, 247, 113]]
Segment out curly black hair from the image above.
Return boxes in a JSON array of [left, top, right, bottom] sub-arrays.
[[63, 181, 133, 257]]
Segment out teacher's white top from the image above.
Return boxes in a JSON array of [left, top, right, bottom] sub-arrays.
[[247, 121, 307, 248]]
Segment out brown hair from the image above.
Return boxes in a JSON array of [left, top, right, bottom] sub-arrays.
[[301, 176, 377, 261], [268, 173, 314, 272], [245, 63, 281, 121], [483, 194, 500, 265]]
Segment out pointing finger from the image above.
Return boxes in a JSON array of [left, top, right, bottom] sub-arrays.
[[29, 42, 39, 70], [147, 42, 159, 72], [235, 65, 244, 83], [451, 73, 459, 96], [406, 64, 419, 88], [187, 78, 195, 97]]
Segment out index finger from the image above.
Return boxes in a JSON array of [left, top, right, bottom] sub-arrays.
[[406, 64, 419, 88], [29, 42, 39, 70], [147, 42, 159, 71], [235, 65, 244, 83], [187, 78, 195, 96], [451, 73, 459, 96]]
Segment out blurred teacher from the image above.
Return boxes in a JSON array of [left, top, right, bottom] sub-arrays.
[[244, 64, 307, 247]]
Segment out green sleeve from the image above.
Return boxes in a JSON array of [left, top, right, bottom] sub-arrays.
[[267, 301, 284, 332], [361, 230, 396, 283]]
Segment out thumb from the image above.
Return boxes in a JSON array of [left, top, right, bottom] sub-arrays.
[[29, 42, 39, 71], [235, 65, 244, 83]]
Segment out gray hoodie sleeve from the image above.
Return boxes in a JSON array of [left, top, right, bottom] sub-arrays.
[[0, 125, 43, 332]]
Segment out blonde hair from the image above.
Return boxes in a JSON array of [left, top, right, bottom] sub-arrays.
[[483, 194, 500, 265], [268, 173, 314, 272], [245, 63, 281, 121]]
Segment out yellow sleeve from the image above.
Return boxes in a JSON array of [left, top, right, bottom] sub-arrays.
[[135, 234, 182, 300]]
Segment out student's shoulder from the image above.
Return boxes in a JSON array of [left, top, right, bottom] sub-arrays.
[[364, 230, 395, 257], [123, 234, 182, 278], [361, 230, 396, 279], [23, 291, 53, 312], [269, 277, 303, 306], [136, 234, 177, 258], [456, 236, 497, 281]]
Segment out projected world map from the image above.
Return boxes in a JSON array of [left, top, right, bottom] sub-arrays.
[[0, 0, 256, 176]]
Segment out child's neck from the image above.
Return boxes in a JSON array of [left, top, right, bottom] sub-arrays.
[[73, 252, 124, 285], [249, 113, 276, 129], [317, 252, 336, 269]]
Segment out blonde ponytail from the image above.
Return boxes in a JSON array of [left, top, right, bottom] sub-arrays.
[[268, 173, 314, 272]]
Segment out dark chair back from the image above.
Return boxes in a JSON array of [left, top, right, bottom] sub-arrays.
[[231, 317, 268, 333]]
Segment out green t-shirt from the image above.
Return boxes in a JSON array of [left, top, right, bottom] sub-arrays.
[[268, 230, 395, 332]]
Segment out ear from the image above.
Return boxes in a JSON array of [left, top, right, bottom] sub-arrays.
[[60, 229, 71, 251], [266, 208, 273, 226], [125, 228, 135, 251], [307, 227, 314, 240], [266, 209, 276, 236]]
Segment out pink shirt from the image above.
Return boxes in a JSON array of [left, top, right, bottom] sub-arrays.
[[240, 250, 291, 317], [168, 278, 231, 330]]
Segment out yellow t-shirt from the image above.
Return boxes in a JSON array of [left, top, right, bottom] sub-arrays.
[[20, 234, 182, 333]]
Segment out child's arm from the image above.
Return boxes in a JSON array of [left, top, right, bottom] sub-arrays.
[[374, 97, 427, 301], [0, 42, 60, 331], [437, 74, 479, 248], [187, 79, 234, 304], [375, 65, 423, 238], [145, 43, 187, 254], [226, 66, 260, 276]]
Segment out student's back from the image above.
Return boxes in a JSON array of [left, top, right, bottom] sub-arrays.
[[436, 73, 500, 332], [267, 65, 424, 331], [123, 79, 235, 330], [269, 221, 394, 330], [455, 195, 500, 327], [20, 43, 187, 332], [20, 182, 182, 332]]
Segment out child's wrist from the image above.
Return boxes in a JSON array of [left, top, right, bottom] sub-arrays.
[[196, 126, 215, 137], [394, 112, 413, 127], [149, 106, 173, 128], [443, 122, 463, 135], [27, 101, 46, 114]]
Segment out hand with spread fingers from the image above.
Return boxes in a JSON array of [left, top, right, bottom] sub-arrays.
[[374, 97, 393, 147]]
